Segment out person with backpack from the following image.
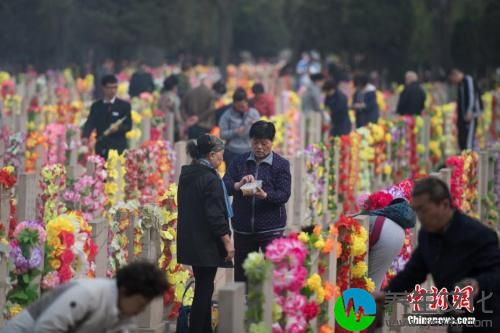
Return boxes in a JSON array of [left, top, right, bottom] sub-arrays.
[[357, 196, 416, 291]]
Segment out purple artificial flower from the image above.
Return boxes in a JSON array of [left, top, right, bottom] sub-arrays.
[[29, 247, 42, 269]]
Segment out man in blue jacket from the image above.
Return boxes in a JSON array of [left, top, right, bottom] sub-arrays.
[[223, 121, 292, 283]]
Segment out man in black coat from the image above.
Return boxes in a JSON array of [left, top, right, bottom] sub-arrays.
[[396, 71, 426, 116], [82, 75, 132, 159], [375, 177, 500, 332]]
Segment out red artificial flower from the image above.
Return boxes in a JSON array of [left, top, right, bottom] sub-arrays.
[[0, 169, 17, 189], [304, 301, 319, 321], [318, 263, 326, 276], [8, 199, 17, 239], [168, 302, 181, 320], [350, 278, 367, 290], [59, 264, 73, 282], [59, 231, 75, 247], [60, 248, 75, 265], [85, 240, 98, 262], [364, 192, 394, 211]]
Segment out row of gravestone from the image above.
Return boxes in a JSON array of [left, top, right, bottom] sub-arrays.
[[215, 147, 500, 333]]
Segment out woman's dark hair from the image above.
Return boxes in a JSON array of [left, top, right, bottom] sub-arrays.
[[116, 261, 168, 298], [186, 134, 225, 160], [252, 83, 265, 95], [212, 80, 227, 95], [162, 75, 178, 92], [186, 140, 201, 159], [412, 177, 452, 204], [249, 120, 276, 141], [233, 87, 247, 102], [322, 79, 337, 92], [101, 74, 118, 86]]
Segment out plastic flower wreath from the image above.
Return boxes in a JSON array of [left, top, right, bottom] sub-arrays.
[[265, 236, 309, 333], [5, 220, 46, 317]]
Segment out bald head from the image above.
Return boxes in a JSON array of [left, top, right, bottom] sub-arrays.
[[405, 71, 418, 85]]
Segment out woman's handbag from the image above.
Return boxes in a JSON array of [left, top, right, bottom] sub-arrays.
[[176, 280, 219, 333]]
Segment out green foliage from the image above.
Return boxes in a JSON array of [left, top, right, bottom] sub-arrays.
[[0, 0, 498, 77]]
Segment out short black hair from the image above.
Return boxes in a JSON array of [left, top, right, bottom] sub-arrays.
[[353, 74, 369, 87], [252, 83, 265, 95], [101, 74, 118, 87], [116, 261, 168, 299], [162, 75, 178, 91], [250, 120, 276, 141], [310, 73, 324, 82], [212, 80, 227, 95], [412, 177, 452, 204], [322, 79, 337, 92], [233, 87, 247, 102]]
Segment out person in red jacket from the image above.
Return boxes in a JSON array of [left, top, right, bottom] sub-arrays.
[[250, 83, 275, 118]]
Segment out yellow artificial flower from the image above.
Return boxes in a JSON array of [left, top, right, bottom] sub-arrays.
[[351, 261, 368, 278], [417, 144, 425, 154], [350, 235, 367, 257], [357, 227, 368, 243], [105, 182, 118, 195], [316, 286, 325, 304], [314, 237, 325, 250], [131, 110, 142, 124], [8, 304, 23, 318], [50, 259, 62, 270], [415, 116, 424, 129], [3, 166, 14, 174], [0, 71, 11, 83], [143, 108, 153, 118], [383, 164, 392, 176], [365, 277, 376, 292], [298, 232, 310, 243], [307, 273, 322, 292], [384, 133, 392, 143]]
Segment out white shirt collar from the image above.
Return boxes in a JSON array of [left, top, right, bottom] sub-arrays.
[[103, 97, 117, 104]]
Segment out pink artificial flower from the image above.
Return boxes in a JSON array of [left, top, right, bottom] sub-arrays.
[[272, 324, 284, 333], [282, 294, 307, 317], [286, 316, 307, 333]]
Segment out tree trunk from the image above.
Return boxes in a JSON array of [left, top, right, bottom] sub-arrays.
[[215, 0, 235, 79], [428, 0, 453, 77]]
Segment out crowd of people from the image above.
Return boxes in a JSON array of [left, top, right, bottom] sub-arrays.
[[1, 53, 495, 333]]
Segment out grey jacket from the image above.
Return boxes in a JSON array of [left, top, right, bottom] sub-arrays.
[[301, 83, 322, 112], [1, 279, 135, 333], [219, 107, 260, 154]]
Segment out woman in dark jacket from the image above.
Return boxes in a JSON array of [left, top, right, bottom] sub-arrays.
[[352, 74, 380, 128], [323, 79, 351, 137], [177, 134, 234, 333]]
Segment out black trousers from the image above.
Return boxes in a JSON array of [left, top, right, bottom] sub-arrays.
[[190, 266, 218, 333], [234, 231, 283, 283], [457, 118, 477, 151]]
